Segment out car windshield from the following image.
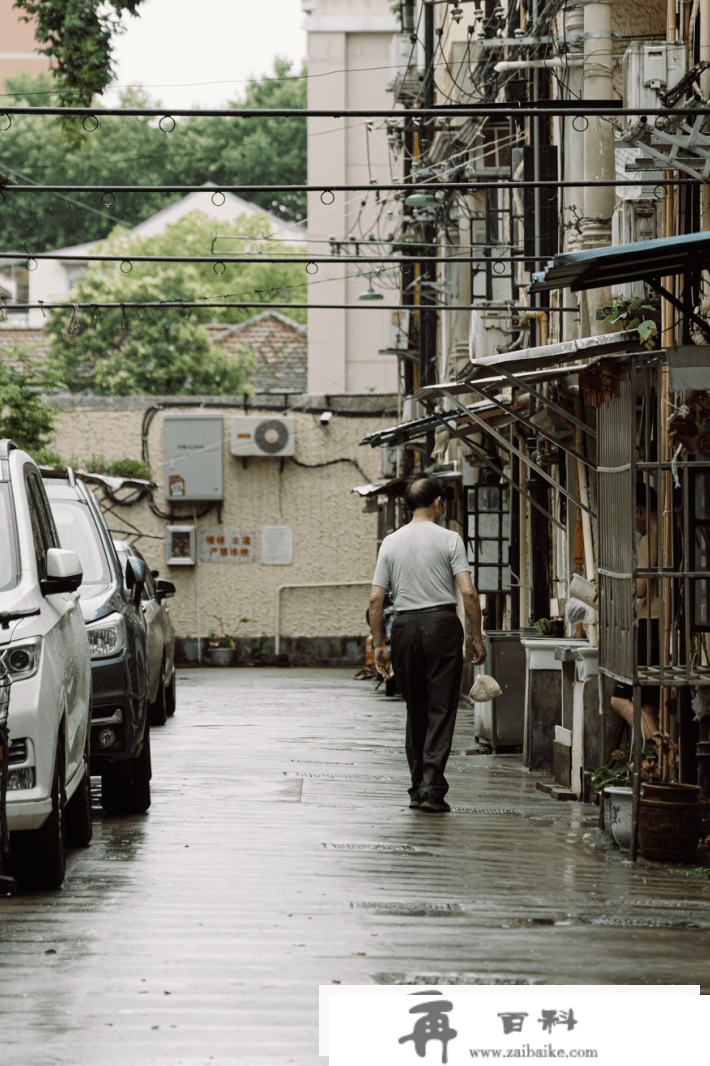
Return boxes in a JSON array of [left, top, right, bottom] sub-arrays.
[[0, 483, 19, 593], [51, 499, 113, 596]]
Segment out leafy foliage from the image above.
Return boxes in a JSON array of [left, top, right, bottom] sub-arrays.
[[13, 1, 144, 105], [0, 60, 306, 254], [585, 742, 658, 794], [80, 454, 152, 480], [44, 210, 306, 395], [0, 346, 61, 463], [603, 298, 660, 348]]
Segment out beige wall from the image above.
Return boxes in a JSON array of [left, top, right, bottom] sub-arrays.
[[48, 396, 393, 643], [306, 3, 399, 395], [0, 0, 50, 88]]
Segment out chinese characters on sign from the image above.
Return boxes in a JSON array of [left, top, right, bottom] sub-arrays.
[[498, 1010, 577, 1034], [199, 529, 255, 563]]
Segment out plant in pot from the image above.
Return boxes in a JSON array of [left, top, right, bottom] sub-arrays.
[[205, 616, 257, 667], [206, 628, 236, 667], [585, 743, 657, 852]]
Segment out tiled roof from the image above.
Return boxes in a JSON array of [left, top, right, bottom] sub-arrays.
[[205, 312, 307, 394]]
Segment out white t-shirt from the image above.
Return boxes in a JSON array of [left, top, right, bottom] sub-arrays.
[[372, 521, 469, 611]]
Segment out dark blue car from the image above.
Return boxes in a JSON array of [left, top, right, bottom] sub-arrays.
[[44, 473, 151, 815]]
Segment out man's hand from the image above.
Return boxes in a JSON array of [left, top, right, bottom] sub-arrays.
[[374, 643, 390, 679], [471, 639, 487, 666]]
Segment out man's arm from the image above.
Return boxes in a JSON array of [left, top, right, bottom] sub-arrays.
[[455, 570, 487, 666], [369, 584, 390, 679]]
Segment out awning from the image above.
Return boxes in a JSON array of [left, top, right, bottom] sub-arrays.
[[529, 230, 710, 294], [351, 471, 460, 500], [463, 329, 642, 378], [360, 396, 521, 450], [528, 231, 710, 342]]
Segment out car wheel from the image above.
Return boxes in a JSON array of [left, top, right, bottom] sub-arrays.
[[150, 658, 168, 727], [65, 743, 92, 848], [101, 720, 151, 816], [165, 669, 176, 717], [13, 742, 66, 890]]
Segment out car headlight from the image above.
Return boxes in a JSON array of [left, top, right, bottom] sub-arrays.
[[86, 614, 127, 659], [1, 637, 41, 681]]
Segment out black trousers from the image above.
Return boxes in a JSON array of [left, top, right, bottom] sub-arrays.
[[390, 608, 464, 802]]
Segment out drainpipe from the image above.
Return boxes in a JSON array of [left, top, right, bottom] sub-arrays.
[[274, 581, 372, 655], [563, 4, 585, 341], [520, 310, 548, 348], [581, 1, 614, 336]]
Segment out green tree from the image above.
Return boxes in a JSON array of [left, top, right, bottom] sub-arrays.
[[0, 347, 61, 463], [0, 59, 306, 255], [45, 210, 306, 395], [13, 1, 144, 105]]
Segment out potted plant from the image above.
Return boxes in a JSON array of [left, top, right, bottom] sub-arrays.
[[205, 616, 257, 667], [205, 629, 236, 668], [585, 742, 657, 852]]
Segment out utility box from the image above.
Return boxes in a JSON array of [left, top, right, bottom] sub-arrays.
[[163, 412, 223, 501], [165, 525, 196, 566], [611, 198, 663, 300]]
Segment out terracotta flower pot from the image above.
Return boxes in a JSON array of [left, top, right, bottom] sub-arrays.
[[638, 799, 705, 863]]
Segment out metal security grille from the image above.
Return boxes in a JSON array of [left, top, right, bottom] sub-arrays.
[[466, 484, 511, 593], [597, 356, 710, 688], [597, 374, 635, 684]]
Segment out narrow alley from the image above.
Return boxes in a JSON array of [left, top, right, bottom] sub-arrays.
[[1, 668, 707, 1066]]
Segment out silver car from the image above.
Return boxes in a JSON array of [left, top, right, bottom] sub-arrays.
[[113, 542, 176, 727]]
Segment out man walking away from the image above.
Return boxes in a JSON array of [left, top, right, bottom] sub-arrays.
[[369, 476, 487, 813]]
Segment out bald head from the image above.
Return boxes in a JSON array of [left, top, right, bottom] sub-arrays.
[[405, 476, 446, 512]]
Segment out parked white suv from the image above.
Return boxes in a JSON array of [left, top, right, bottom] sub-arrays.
[[0, 441, 92, 890]]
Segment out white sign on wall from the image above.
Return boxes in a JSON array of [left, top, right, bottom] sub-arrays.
[[261, 525, 293, 565], [199, 529, 255, 563]]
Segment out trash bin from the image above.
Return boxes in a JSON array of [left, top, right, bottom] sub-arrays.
[[471, 631, 526, 750]]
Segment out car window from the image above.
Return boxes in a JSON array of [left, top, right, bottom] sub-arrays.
[[0, 483, 20, 593], [25, 472, 57, 581], [50, 499, 113, 595]]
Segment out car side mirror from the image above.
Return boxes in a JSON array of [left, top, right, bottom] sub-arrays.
[[41, 548, 83, 595], [125, 557, 146, 607], [155, 578, 176, 602]]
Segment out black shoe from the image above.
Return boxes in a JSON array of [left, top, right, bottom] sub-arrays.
[[409, 794, 422, 809], [420, 799, 451, 813]]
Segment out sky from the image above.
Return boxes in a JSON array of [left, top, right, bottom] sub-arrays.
[[102, 0, 308, 110]]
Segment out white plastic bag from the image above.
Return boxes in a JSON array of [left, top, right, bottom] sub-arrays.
[[470, 674, 502, 702]]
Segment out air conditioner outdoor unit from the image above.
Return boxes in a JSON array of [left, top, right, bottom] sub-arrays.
[[469, 305, 517, 362], [622, 41, 686, 120], [230, 416, 295, 457], [611, 198, 663, 300], [379, 445, 401, 479]]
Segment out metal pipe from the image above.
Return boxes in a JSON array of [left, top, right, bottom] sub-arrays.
[[494, 59, 582, 71], [0, 178, 701, 193], [274, 582, 372, 655], [0, 104, 703, 117], [0, 301, 580, 311]]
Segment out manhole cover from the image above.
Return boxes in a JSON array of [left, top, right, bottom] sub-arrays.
[[285, 772, 394, 781], [449, 807, 534, 815], [373, 972, 536, 985], [352, 902, 464, 917], [579, 915, 707, 929], [322, 843, 431, 854]]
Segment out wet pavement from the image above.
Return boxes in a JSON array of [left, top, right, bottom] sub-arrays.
[[1, 667, 708, 1065]]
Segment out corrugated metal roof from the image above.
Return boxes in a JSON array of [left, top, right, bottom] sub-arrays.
[[529, 230, 710, 293], [360, 396, 516, 449], [465, 329, 642, 377]]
